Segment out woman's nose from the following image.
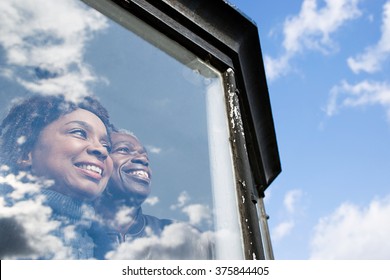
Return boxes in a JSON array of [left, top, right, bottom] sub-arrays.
[[88, 142, 109, 160]]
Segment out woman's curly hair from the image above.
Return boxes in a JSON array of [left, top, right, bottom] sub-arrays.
[[0, 94, 111, 173]]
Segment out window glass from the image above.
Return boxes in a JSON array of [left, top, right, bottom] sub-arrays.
[[0, 0, 243, 259]]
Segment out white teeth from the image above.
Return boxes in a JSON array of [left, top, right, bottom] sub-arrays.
[[80, 164, 102, 175], [130, 170, 149, 179]]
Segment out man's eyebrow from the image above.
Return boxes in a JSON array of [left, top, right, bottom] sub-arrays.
[[112, 141, 134, 147], [112, 141, 147, 153]]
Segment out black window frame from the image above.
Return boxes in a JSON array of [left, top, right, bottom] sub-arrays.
[[83, 0, 281, 259]]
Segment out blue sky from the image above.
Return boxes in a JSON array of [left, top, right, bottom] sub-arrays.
[[228, 0, 390, 259], [1, 0, 390, 260]]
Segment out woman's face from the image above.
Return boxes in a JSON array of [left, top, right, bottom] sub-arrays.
[[29, 109, 113, 201], [108, 132, 152, 203]]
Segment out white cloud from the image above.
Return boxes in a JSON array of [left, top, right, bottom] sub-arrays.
[[144, 196, 159, 206], [325, 80, 390, 120], [266, 0, 362, 80], [182, 203, 212, 226], [0, 0, 108, 101], [283, 0, 361, 53], [0, 173, 72, 259], [264, 54, 292, 82], [310, 196, 390, 259], [168, 192, 212, 226], [105, 222, 213, 259], [170, 191, 190, 210], [111, 206, 136, 229], [271, 189, 304, 241], [284, 189, 303, 214], [0, 172, 53, 200], [348, 1, 390, 73], [272, 221, 295, 241], [146, 145, 162, 155]]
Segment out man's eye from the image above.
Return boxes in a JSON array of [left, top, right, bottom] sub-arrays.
[[114, 147, 130, 154]]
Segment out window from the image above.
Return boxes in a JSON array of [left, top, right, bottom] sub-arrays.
[[0, 0, 280, 260]]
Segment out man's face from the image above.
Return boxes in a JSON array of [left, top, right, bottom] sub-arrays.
[[108, 132, 152, 201]]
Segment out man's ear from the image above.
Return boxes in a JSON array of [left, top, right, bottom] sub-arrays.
[[17, 152, 32, 170]]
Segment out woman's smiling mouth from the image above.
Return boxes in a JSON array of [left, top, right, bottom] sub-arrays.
[[75, 163, 104, 180]]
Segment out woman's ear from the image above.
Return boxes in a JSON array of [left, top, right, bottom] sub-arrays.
[[17, 152, 32, 170]]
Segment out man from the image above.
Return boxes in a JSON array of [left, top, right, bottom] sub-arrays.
[[91, 129, 213, 259]]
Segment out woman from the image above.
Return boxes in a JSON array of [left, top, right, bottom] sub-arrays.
[[0, 94, 113, 259]]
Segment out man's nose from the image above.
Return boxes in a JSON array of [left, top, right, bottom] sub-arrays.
[[131, 153, 149, 166]]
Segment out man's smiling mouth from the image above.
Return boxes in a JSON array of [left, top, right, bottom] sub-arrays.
[[126, 170, 149, 180]]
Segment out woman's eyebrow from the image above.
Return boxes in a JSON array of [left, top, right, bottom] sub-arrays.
[[66, 120, 110, 142], [65, 120, 92, 130]]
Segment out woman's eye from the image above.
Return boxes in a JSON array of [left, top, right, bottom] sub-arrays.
[[102, 143, 112, 153], [70, 128, 87, 139]]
